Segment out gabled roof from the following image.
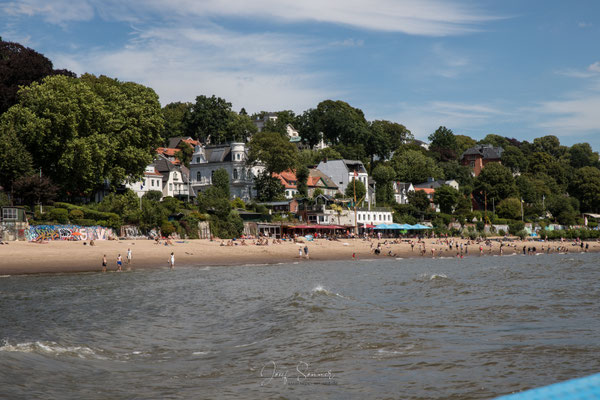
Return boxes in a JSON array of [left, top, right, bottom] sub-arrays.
[[308, 168, 338, 189], [461, 144, 503, 160], [167, 136, 201, 149], [341, 159, 367, 174], [202, 144, 234, 163], [273, 170, 297, 189]]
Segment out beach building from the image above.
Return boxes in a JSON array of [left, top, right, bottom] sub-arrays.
[[461, 144, 503, 176], [0, 206, 28, 241], [316, 159, 372, 204], [189, 142, 264, 201], [393, 182, 414, 204], [356, 207, 394, 226]]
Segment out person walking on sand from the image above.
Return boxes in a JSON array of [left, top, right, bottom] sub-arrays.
[[127, 248, 132, 265], [303, 245, 309, 259], [169, 252, 175, 269], [102, 255, 107, 272], [116, 254, 123, 271]]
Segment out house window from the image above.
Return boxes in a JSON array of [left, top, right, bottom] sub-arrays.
[[233, 169, 238, 180], [196, 157, 200, 163], [236, 153, 241, 160], [470, 161, 475, 168], [169, 183, 173, 191], [196, 171, 202, 182], [2, 208, 17, 220]]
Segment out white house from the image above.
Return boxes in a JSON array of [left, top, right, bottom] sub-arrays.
[[356, 208, 394, 226], [189, 142, 265, 201], [154, 155, 191, 199], [393, 182, 415, 205], [125, 165, 164, 198]]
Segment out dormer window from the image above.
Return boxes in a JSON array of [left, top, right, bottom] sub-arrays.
[[236, 153, 241, 161]]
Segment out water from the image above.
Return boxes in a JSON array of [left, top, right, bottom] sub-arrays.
[[1, 253, 599, 399]]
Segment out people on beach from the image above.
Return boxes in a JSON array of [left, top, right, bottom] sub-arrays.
[[102, 255, 107, 272], [303, 245, 309, 259], [116, 254, 123, 271], [127, 248, 132, 265], [169, 252, 175, 269]]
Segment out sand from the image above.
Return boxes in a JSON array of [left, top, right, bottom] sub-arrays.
[[0, 237, 597, 275]]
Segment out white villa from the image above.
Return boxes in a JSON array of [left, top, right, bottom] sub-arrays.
[[189, 142, 264, 201]]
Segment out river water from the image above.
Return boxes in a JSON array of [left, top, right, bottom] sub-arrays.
[[1, 253, 599, 399]]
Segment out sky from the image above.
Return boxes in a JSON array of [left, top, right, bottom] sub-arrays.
[[1, 0, 600, 150]]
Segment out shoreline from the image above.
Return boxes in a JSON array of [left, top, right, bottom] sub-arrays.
[[0, 238, 598, 276]]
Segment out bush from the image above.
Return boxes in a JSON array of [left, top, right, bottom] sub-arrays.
[[161, 221, 176, 237], [498, 229, 506, 236], [69, 209, 84, 220], [508, 221, 525, 235], [516, 230, 527, 240], [73, 219, 97, 226], [48, 208, 69, 224], [476, 221, 485, 232]]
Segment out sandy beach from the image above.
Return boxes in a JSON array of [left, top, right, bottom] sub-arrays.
[[1, 237, 598, 275]]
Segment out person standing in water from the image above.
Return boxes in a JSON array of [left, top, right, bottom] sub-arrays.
[[116, 254, 123, 272], [102, 255, 107, 272], [169, 252, 175, 269], [127, 248, 132, 265]]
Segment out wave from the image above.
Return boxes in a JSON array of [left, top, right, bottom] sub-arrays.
[[418, 273, 449, 281], [311, 285, 347, 299], [0, 340, 104, 360]]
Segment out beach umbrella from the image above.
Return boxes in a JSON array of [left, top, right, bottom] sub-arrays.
[[374, 224, 390, 230]]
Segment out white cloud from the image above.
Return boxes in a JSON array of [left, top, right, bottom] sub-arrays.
[[535, 95, 600, 136], [578, 21, 592, 28], [4, 0, 499, 36], [50, 26, 338, 112], [588, 61, 600, 73]]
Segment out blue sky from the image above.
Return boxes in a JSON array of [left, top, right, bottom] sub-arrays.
[[2, 0, 600, 150]]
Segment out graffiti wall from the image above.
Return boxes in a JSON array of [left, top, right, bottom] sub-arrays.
[[26, 225, 116, 241]]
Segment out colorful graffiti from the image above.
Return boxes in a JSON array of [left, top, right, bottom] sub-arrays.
[[26, 225, 116, 242]]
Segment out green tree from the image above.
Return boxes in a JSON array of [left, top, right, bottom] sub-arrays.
[[474, 163, 517, 203], [184, 95, 233, 143], [295, 165, 309, 197], [501, 145, 529, 173], [568, 143, 599, 169], [496, 197, 522, 220], [547, 194, 579, 225], [391, 150, 443, 184], [0, 122, 34, 194], [315, 100, 370, 146], [533, 135, 565, 158], [435, 185, 459, 214], [569, 166, 600, 212], [345, 178, 366, 204], [212, 168, 230, 199], [2, 74, 164, 197], [407, 190, 430, 214], [428, 126, 458, 161], [297, 108, 323, 148], [367, 120, 413, 162], [371, 164, 395, 205], [175, 141, 194, 168], [254, 170, 285, 202], [162, 102, 191, 140], [455, 134, 477, 157], [248, 131, 298, 174], [226, 112, 257, 142], [260, 110, 298, 135], [439, 161, 473, 193], [479, 134, 510, 149]]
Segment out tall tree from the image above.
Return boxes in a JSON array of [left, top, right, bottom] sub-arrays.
[[1, 74, 164, 196], [435, 185, 460, 214], [162, 102, 192, 140], [428, 126, 458, 161], [297, 108, 322, 148], [184, 95, 233, 143], [12, 175, 58, 210], [391, 149, 443, 184], [501, 145, 529, 173], [315, 100, 370, 146], [247, 131, 298, 174], [371, 164, 395, 205], [569, 166, 600, 212], [568, 143, 599, 169], [212, 168, 230, 199], [0, 121, 33, 193], [295, 165, 309, 197], [0, 39, 75, 114], [226, 112, 257, 142], [367, 120, 413, 162], [474, 163, 517, 203]]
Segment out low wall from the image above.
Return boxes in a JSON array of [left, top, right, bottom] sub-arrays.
[[26, 225, 116, 241]]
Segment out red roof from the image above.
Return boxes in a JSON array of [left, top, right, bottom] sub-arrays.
[[157, 147, 181, 157], [273, 170, 298, 189], [181, 138, 200, 147]]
